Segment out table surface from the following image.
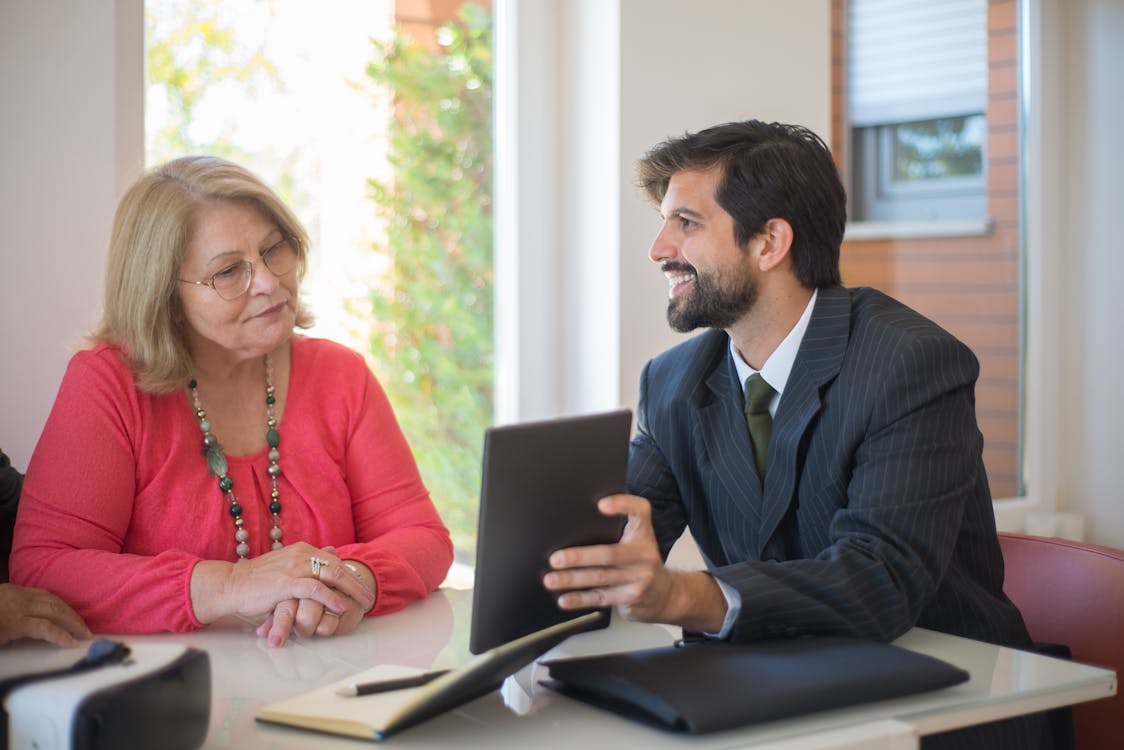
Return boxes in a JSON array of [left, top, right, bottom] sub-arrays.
[[1, 587, 1116, 749]]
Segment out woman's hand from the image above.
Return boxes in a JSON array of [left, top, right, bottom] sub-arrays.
[[190, 542, 377, 645], [251, 549, 377, 647]]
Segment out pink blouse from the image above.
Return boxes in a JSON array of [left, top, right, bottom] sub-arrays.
[[10, 336, 453, 633]]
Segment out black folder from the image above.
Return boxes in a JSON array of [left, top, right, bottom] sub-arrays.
[[543, 636, 969, 734]]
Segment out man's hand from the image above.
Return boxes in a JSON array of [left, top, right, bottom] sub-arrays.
[[0, 583, 92, 647], [542, 494, 728, 632]]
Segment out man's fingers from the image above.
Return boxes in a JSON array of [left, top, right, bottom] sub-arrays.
[[545, 564, 648, 591], [21, 618, 83, 648]]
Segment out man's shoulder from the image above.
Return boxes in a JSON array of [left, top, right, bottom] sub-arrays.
[[835, 287, 979, 386], [845, 286, 971, 352]]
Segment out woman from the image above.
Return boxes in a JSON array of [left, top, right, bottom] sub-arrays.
[[2, 448, 91, 647], [10, 156, 453, 646]]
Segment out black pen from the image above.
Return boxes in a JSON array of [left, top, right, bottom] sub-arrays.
[[336, 669, 451, 697]]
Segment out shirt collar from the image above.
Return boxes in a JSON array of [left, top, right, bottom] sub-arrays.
[[731, 288, 818, 412]]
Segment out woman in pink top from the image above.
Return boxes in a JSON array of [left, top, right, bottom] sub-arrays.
[[10, 156, 453, 646]]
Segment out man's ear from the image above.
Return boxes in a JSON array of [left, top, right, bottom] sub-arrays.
[[756, 218, 794, 272]]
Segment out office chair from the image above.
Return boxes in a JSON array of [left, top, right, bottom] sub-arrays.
[[998, 532, 1124, 750]]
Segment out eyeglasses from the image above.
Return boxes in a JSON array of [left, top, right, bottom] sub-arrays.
[[177, 237, 300, 301]]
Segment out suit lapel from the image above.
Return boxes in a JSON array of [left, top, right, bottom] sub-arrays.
[[756, 286, 853, 559], [697, 346, 764, 546]]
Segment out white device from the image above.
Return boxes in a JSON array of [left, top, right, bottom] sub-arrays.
[[3, 642, 209, 750]]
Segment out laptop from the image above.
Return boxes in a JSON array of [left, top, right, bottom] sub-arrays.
[[469, 409, 633, 654]]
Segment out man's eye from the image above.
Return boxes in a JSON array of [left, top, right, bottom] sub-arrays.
[[679, 216, 697, 229]]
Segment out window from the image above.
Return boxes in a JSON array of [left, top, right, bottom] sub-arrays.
[[835, 0, 1024, 499], [847, 0, 988, 223], [146, 0, 494, 569]]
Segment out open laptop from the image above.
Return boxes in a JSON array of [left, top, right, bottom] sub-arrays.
[[469, 409, 632, 654]]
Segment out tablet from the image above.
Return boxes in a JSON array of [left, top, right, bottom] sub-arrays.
[[469, 409, 632, 654]]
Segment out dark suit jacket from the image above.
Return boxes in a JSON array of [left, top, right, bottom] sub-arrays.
[[628, 285, 1031, 648]]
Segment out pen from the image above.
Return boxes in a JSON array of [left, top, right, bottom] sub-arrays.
[[336, 669, 451, 697]]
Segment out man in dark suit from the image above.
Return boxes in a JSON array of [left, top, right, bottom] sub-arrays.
[[544, 120, 1047, 748]]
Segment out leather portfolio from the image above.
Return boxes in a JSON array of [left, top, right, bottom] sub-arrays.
[[543, 635, 969, 734]]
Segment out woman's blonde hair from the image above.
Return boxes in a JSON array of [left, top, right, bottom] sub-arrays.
[[92, 156, 314, 392]]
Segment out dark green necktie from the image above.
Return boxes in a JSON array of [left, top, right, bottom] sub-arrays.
[[744, 373, 776, 483]]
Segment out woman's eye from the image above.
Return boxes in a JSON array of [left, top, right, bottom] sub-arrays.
[[214, 264, 242, 280]]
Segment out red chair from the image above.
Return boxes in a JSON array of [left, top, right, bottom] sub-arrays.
[[998, 532, 1124, 749]]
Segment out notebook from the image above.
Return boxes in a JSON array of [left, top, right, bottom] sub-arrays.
[[469, 409, 632, 654], [256, 611, 606, 742], [543, 635, 970, 734]]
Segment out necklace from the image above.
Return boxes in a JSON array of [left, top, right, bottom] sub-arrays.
[[188, 354, 284, 559]]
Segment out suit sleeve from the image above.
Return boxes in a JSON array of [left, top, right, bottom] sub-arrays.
[[715, 333, 986, 642], [627, 361, 689, 560]]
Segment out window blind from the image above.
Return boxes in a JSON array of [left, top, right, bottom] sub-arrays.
[[847, 0, 987, 126]]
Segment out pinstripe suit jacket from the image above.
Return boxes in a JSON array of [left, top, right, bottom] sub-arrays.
[[629, 285, 1031, 648]]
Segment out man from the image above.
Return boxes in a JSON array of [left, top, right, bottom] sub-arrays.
[[543, 120, 1047, 748]]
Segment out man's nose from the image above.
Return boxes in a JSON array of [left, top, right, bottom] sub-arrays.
[[649, 222, 679, 265]]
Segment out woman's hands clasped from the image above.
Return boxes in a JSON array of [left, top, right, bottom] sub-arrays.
[[252, 545, 377, 647], [191, 541, 377, 647]]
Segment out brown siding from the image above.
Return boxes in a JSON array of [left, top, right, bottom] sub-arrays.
[[832, 0, 1022, 498]]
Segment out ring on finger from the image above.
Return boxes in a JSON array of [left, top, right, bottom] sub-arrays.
[[310, 556, 330, 579]]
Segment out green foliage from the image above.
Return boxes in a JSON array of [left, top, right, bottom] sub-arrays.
[[145, 0, 281, 168], [364, 5, 494, 561]]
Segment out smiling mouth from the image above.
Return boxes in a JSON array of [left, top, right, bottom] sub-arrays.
[[665, 272, 697, 300]]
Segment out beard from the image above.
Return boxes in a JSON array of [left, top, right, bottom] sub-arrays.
[[664, 261, 758, 333]]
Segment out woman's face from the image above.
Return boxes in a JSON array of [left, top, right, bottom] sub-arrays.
[[177, 200, 299, 366]]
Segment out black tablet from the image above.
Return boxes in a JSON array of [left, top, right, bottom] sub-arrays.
[[469, 409, 632, 654]]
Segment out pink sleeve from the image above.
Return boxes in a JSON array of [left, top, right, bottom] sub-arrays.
[[326, 354, 454, 615], [9, 350, 203, 633]]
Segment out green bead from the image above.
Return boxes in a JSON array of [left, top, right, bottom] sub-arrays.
[[266, 428, 280, 448], [229, 503, 242, 517], [266, 395, 276, 405], [206, 449, 228, 478], [219, 476, 234, 492], [269, 500, 282, 513], [188, 379, 197, 389]]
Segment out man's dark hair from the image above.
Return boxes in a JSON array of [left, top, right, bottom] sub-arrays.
[[636, 120, 845, 289]]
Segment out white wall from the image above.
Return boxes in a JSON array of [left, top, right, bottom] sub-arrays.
[[497, 0, 830, 422], [0, 0, 144, 469], [1056, 0, 1124, 546], [2, 0, 1122, 548], [616, 0, 831, 415]]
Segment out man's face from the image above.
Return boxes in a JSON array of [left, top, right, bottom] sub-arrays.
[[650, 167, 759, 333]]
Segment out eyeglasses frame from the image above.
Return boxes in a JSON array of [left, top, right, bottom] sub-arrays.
[[176, 236, 300, 301]]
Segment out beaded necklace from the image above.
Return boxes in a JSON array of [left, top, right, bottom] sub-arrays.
[[188, 354, 283, 559]]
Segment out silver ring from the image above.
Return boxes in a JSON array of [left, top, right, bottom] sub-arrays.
[[310, 556, 330, 579]]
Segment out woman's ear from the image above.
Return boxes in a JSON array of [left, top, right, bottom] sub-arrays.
[[756, 217, 794, 272]]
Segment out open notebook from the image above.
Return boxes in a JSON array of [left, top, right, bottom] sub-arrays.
[[256, 611, 605, 742]]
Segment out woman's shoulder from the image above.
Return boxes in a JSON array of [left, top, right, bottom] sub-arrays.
[[66, 341, 137, 385], [292, 336, 371, 380]]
